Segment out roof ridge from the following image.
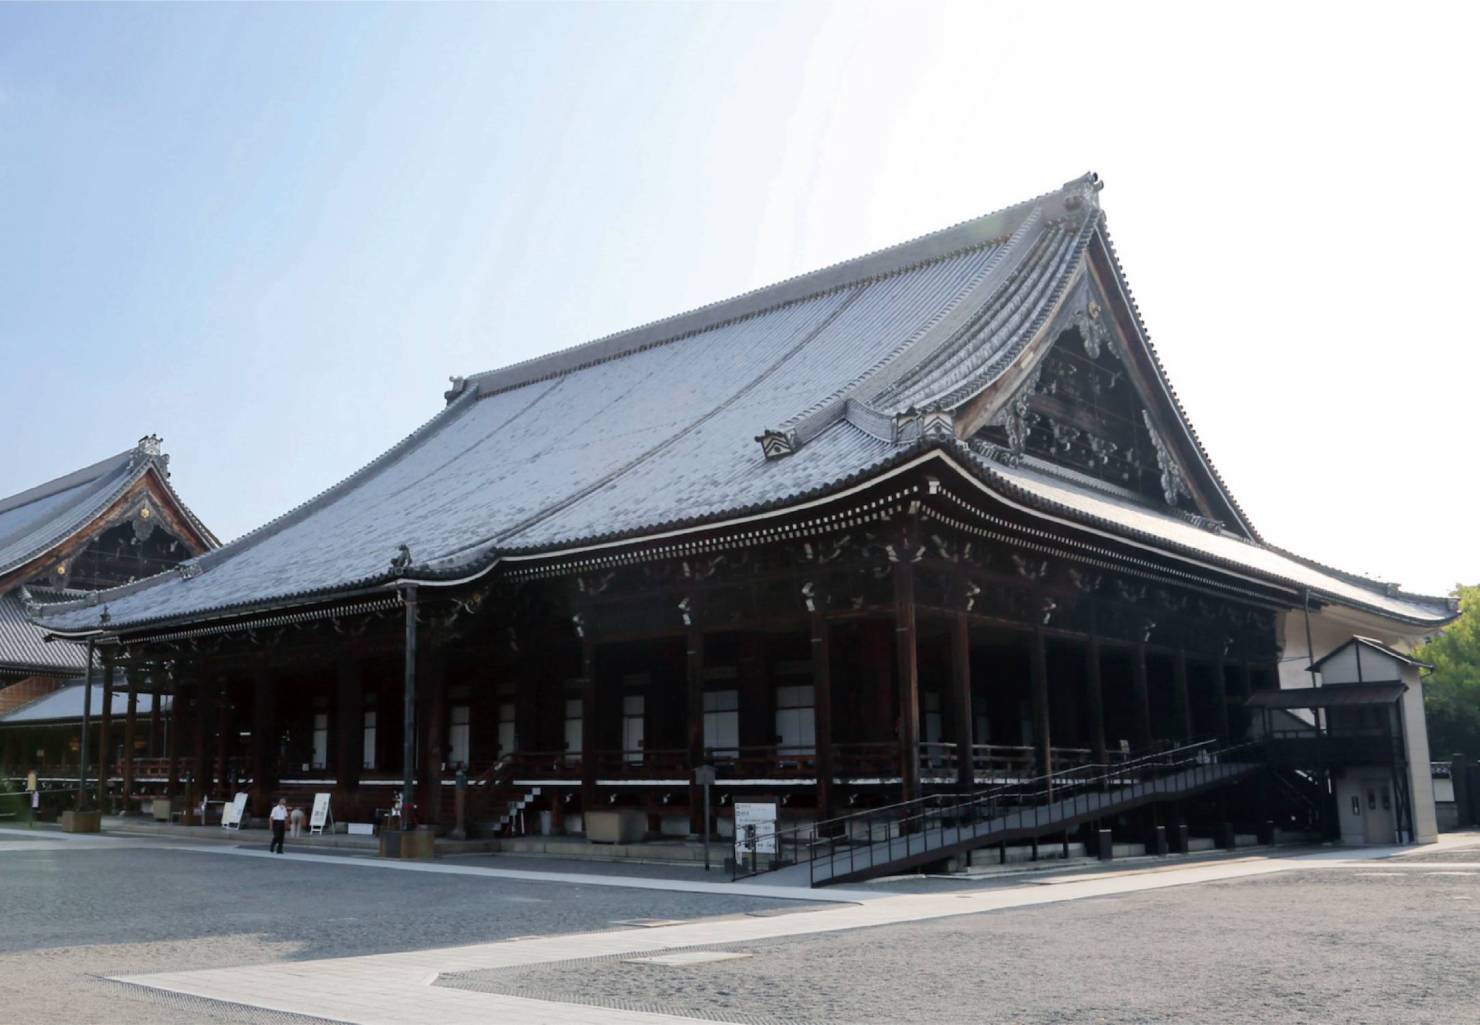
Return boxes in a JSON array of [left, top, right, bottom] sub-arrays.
[[0, 449, 132, 519], [33, 389, 484, 622], [460, 176, 1099, 401]]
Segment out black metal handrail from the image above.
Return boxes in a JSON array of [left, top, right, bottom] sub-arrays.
[[731, 737, 1262, 884]]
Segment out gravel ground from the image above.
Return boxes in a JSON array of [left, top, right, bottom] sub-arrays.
[[442, 868, 1480, 1025], [0, 844, 816, 1024]]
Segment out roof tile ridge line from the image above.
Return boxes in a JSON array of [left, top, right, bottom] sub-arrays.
[[883, 220, 1080, 411], [0, 457, 151, 577], [0, 449, 133, 518], [1256, 540, 1449, 605], [1092, 221, 1260, 542], [462, 183, 1078, 397], [455, 286, 876, 561], [951, 445, 1449, 626], [31, 388, 484, 620], [769, 207, 1047, 450], [925, 213, 1098, 412], [148, 469, 221, 550], [469, 234, 1011, 404]]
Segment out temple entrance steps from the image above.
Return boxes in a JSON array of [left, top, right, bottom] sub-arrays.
[[737, 739, 1265, 887], [475, 785, 542, 836]]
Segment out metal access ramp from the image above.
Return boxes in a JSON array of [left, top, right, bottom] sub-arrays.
[[735, 739, 1263, 886]]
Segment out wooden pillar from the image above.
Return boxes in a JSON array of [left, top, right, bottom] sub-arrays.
[[1172, 649, 1193, 741], [400, 586, 418, 821], [122, 670, 139, 809], [686, 629, 705, 833], [737, 634, 769, 748], [579, 636, 597, 814], [893, 561, 921, 803], [1131, 639, 1153, 750], [1212, 650, 1231, 740], [213, 678, 230, 798], [149, 674, 163, 757], [334, 660, 364, 793], [190, 680, 210, 809], [1084, 636, 1108, 767], [250, 670, 276, 814], [97, 655, 115, 807], [165, 675, 182, 798], [421, 656, 446, 826], [1029, 626, 1052, 779], [948, 612, 973, 794], [812, 614, 835, 820]]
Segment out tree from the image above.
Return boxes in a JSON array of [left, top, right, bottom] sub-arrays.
[[1416, 584, 1480, 759]]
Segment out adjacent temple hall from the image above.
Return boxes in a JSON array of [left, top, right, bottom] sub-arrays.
[[27, 174, 1456, 877], [0, 439, 215, 782]]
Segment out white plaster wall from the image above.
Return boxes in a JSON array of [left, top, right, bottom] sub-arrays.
[[1402, 664, 1438, 842]]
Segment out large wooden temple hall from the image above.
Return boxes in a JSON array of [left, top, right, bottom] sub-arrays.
[[29, 174, 1456, 875]]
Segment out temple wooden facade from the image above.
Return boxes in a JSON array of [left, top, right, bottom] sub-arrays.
[[31, 176, 1455, 862]]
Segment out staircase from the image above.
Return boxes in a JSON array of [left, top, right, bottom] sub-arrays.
[[737, 739, 1263, 886], [464, 756, 542, 837]]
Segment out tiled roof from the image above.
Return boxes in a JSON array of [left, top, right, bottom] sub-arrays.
[[32, 175, 1456, 634], [0, 590, 89, 674], [0, 679, 169, 725]]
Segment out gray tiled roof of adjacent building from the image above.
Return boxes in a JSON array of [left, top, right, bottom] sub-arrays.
[[32, 175, 1457, 634], [0, 591, 89, 674], [0, 679, 168, 725]]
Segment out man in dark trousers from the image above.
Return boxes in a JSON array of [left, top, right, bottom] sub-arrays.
[[269, 797, 288, 854]]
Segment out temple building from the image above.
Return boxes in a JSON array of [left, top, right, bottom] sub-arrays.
[[31, 175, 1456, 873], [0, 438, 215, 793]]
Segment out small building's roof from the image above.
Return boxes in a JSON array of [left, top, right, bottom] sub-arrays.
[[0, 436, 216, 584], [0, 679, 168, 725], [1309, 635, 1434, 672], [1247, 682, 1407, 709], [32, 176, 1458, 635]]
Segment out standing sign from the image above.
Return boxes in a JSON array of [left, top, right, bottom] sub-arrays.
[[309, 793, 332, 836], [222, 792, 248, 831], [733, 801, 777, 857]]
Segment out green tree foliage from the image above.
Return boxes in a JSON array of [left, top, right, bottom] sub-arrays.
[[1417, 585, 1480, 759]]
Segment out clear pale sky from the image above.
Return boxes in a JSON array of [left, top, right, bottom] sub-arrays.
[[1, 3, 1474, 596]]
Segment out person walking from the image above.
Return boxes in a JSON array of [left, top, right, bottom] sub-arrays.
[[269, 797, 288, 854]]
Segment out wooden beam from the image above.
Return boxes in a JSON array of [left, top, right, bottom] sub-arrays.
[[122, 670, 138, 808], [334, 660, 364, 792], [1212, 649, 1230, 740], [1029, 626, 1052, 780], [894, 560, 921, 804], [686, 629, 704, 833], [421, 656, 446, 826], [97, 656, 114, 807], [580, 636, 597, 813], [1131, 639, 1153, 750], [1172, 649, 1192, 740], [948, 612, 973, 794], [1085, 635, 1107, 767], [250, 670, 276, 814], [812, 614, 835, 819]]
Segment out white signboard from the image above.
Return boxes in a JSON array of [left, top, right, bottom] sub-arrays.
[[222, 792, 248, 830], [733, 802, 777, 856], [309, 793, 332, 835]]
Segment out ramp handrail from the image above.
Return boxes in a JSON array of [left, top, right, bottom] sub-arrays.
[[731, 738, 1262, 884]]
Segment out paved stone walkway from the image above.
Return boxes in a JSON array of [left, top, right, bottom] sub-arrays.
[[108, 833, 1480, 1025]]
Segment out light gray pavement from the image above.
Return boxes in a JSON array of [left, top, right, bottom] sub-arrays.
[[4, 826, 1478, 1025]]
